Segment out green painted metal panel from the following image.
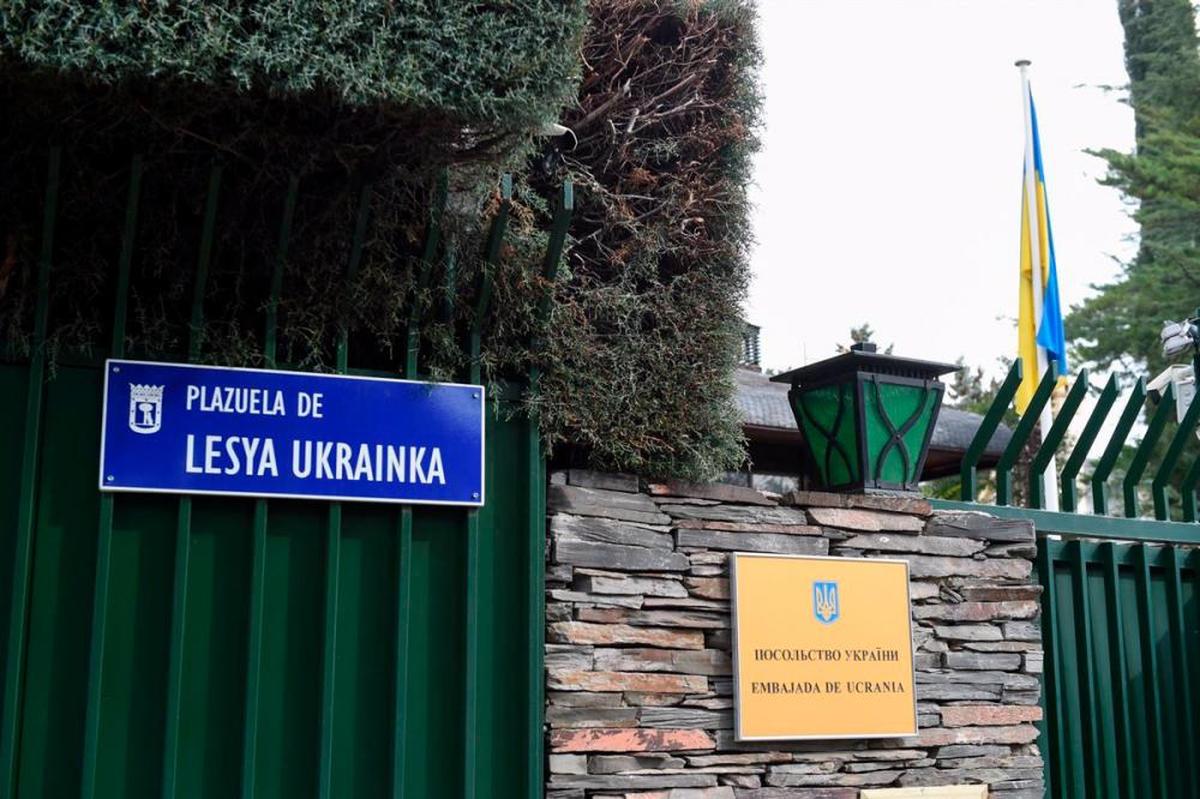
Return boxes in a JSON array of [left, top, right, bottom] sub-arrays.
[[0, 362, 543, 798], [1039, 537, 1200, 798], [0, 364, 31, 720], [177, 497, 255, 799], [1, 159, 559, 798], [16, 367, 102, 798]]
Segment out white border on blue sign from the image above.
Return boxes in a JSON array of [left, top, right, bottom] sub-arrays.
[[98, 358, 486, 508]]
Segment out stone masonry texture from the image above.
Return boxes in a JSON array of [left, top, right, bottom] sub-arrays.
[[545, 470, 1044, 799]]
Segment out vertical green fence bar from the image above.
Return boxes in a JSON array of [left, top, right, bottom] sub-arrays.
[[73, 149, 111, 796], [161, 162, 222, 798], [1035, 541, 1064, 798], [1092, 380, 1146, 517], [469, 174, 511, 377], [316, 505, 341, 799], [1180, 456, 1200, 522], [0, 146, 60, 799], [1152, 393, 1200, 520], [958, 361, 1022, 502], [1166, 547, 1197, 798], [527, 181, 573, 798], [391, 497, 413, 799], [317, 181, 370, 799], [1060, 375, 1118, 513], [1100, 543, 1136, 798], [1029, 370, 1088, 509], [393, 173, 447, 798], [459, 244, 480, 799], [463, 464, 481, 793], [1122, 387, 1175, 519], [995, 364, 1056, 507], [241, 175, 299, 799], [463, 175, 510, 799], [1134, 544, 1168, 796], [109, 157, 144, 360], [1067, 542, 1102, 797]]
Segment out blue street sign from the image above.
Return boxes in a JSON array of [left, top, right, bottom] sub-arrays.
[[100, 359, 485, 506]]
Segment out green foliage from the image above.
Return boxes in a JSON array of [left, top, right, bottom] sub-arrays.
[[946, 356, 1019, 423], [922, 356, 1018, 501], [1070, 0, 1200, 377], [1066, 0, 1200, 516], [529, 0, 762, 479], [1, 1, 587, 139], [0, 0, 762, 482], [0, 2, 586, 392], [835, 323, 894, 354]]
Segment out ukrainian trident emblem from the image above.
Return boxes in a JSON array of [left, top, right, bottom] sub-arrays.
[[813, 581, 839, 625], [128, 384, 164, 435]]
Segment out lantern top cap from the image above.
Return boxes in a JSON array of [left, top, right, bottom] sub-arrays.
[[770, 346, 960, 388]]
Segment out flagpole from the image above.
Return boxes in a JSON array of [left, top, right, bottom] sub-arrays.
[[1016, 59, 1059, 511]]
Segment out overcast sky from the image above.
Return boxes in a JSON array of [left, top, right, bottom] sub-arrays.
[[747, 0, 1138, 376]]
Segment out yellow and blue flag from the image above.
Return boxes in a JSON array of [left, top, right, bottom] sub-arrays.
[[1016, 87, 1066, 413]]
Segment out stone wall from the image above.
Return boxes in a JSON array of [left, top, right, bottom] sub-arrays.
[[544, 470, 1045, 798]]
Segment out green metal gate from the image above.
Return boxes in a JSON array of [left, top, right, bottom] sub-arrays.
[[1, 150, 569, 798], [930, 502, 1200, 799], [1039, 535, 1198, 798], [940, 357, 1200, 798]]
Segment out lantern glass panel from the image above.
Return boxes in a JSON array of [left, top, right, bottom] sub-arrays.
[[862, 380, 938, 486], [794, 381, 860, 486]]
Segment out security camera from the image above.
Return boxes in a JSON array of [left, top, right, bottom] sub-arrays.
[[1162, 318, 1199, 360], [1155, 316, 1200, 436]]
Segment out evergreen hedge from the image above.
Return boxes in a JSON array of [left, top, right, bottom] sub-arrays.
[[534, 0, 761, 478], [1, 2, 587, 141], [0, 0, 761, 481]]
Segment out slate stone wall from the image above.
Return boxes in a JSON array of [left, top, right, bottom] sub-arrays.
[[544, 470, 1045, 798]]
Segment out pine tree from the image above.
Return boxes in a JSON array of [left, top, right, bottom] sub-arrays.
[[835, 323, 894, 354], [1069, 0, 1200, 377]]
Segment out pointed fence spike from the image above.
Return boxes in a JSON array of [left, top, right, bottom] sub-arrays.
[[1061, 374, 1119, 513], [1092, 378, 1147, 516], [959, 360, 1024, 501], [1122, 384, 1176, 518], [470, 175, 512, 384], [405, 169, 450, 377], [1151, 383, 1200, 519], [1029, 369, 1089, 509], [529, 180, 574, 390], [996, 363, 1058, 506], [1181, 456, 1200, 523]]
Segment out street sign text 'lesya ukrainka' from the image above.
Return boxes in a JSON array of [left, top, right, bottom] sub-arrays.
[[731, 553, 917, 740], [100, 359, 485, 506]]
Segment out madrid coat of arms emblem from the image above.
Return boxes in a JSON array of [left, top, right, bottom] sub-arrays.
[[128, 384, 164, 434]]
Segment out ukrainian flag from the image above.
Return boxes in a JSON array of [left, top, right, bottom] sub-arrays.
[[1016, 76, 1067, 413]]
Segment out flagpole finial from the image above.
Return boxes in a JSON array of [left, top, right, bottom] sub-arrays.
[[1015, 59, 1032, 68]]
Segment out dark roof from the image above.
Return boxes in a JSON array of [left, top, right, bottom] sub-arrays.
[[735, 368, 1012, 460], [769, 349, 959, 386]]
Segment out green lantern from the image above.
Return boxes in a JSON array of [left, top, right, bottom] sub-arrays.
[[770, 343, 958, 493]]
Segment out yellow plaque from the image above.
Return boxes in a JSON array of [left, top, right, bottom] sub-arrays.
[[861, 788, 988, 798], [731, 552, 917, 740]]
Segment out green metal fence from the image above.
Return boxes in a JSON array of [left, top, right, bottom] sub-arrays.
[[1038, 537, 1199, 799], [940, 356, 1200, 798], [929, 501, 1200, 799], [959, 360, 1200, 519], [1, 149, 570, 798]]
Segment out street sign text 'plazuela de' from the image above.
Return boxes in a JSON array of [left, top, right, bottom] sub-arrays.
[[100, 359, 485, 506], [731, 553, 917, 740]]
